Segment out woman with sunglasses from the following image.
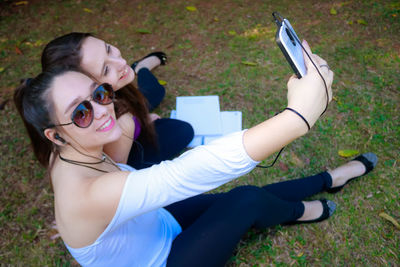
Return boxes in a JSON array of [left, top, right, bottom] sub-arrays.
[[41, 32, 194, 169], [15, 43, 377, 267]]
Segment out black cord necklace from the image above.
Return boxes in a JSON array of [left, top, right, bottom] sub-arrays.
[[59, 153, 106, 165], [58, 153, 119, 173]]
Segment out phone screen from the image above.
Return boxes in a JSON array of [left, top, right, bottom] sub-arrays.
[[276, 19, 307, 78]]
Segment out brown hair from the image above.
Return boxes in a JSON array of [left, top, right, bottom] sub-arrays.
[[41, 32, 156, 144], [14, 69, 68, 168]]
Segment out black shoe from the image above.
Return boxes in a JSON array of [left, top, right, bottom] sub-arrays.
[[326, 152, 378, 193], [131, 51, 167, 72], [285, 199, 336, 225]]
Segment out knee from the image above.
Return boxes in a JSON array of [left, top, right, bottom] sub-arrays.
[[178, 121, 194, 141], [169, 120, 194, 143], [228, 185, 267, 205]]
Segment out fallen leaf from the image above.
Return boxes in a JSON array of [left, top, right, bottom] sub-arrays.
[[228, 30, 237, 36], [379, 212, 400, 229], [186, 6, 197, 11], [241, 61, 257, 66], [0, 67, 4, 73], [15, 1, 28, 5], [214, 17, 219, 22], [83, 8, 94, 13], [158, 80, 167, 85], [15, 46, 23, 55], [297, 252, 304, 257], [357, 19, 367, 25], [338, 149, 359, 157], [34, 40, 44, 46], [330, 8, 337, 15], [347, 20, 353, 25], [136, 29, 151, 34]]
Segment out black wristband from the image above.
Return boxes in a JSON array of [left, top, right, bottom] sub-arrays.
[[284, 107, 311, 131]]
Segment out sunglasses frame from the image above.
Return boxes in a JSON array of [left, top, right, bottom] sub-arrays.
[[46, 83, 115, 129]]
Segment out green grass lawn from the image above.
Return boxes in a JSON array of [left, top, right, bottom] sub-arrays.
[[0, 0, 399, 266]]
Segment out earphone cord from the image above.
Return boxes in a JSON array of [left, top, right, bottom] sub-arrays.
[[257, 14, 329, 169], [58, 143, 120, 173], [58, 154, 109, 173], [122, 132, 160, 166]]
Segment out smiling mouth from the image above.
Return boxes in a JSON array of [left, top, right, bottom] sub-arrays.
[[119, 66, 129, 80], [97, 117, 113, 131]]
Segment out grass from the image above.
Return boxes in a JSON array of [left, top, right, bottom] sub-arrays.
[[0, 0, 399, 266]]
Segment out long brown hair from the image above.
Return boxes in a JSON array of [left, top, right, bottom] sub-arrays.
[[41, 32, 156, 144], [14, 69, 68, 168]]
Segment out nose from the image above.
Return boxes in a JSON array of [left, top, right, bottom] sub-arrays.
[[110, 56, 127, 70], [92, 100, 109, 121]]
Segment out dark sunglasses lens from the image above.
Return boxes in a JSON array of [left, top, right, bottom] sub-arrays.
[[93, 84, 114, 105], [72, 101, 93, 128]]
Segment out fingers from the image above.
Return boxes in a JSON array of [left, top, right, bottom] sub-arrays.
[[287, 74, 298, 87], [309, 54, 328, 73], [302, 40, 312, 55], [301, 40, 329, 75], [302, 40, 313, 70]]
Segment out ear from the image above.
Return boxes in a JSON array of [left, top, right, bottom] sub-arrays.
[[44, 128, 67, 146]]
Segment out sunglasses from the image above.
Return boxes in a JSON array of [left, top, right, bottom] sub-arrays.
[[48, 83, 115, 129]]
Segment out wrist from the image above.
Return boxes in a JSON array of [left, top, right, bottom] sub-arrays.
[[281, 109, 309, 136]]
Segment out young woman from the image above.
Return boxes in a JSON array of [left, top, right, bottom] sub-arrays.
[[41, 32, 194, 169], [15, 42, 377, 266]]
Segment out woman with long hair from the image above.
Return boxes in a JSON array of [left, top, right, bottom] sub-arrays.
[[41, 32, 194, 169], [14, 42, 377, 266]]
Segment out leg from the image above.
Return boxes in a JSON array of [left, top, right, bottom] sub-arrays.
[[327, 153, 377, 192], [167, 186, 304, 267], [127, 118, 194, 169], [136, 68, 165, 111], [262, 153, 377, 200], [165, 193, 224, 230], [262, 172, 332, 201]]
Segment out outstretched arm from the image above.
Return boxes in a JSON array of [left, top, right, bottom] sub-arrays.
[[244, 40, 333, 161], [84, 41, 333, 232]]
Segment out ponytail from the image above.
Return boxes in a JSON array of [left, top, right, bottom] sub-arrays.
[[13, 69, 68, 168]]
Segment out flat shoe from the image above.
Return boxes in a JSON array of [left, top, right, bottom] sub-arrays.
[[131, 51, 167, 72], [285, 199, 336, 225], [326, 152, 378, 193]]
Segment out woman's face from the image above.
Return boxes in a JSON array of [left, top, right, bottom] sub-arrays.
[[50, 71, 122, 150], [80, 36, 135, 90]]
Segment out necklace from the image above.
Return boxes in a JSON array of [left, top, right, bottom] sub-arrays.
[[59, 153, 119, 173], [59, 153, 106, 165]]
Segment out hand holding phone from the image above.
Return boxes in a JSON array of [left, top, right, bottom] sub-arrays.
[[273, 12, 306, 78]]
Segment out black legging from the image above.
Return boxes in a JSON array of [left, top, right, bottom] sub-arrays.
[[166, 171, 332, 267], [127, 68, 194, 169]]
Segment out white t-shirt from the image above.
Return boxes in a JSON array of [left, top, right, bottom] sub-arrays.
[[65, 130, 259, 266]]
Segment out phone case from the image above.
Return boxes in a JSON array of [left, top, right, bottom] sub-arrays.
[[273, 12, 306, 78]]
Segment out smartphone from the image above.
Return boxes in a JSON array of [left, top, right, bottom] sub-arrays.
[[273, 12, 306, 78]]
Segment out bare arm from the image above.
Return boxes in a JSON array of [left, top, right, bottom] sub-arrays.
[[81, 41, 333, 240], [244, 40, 333, 161]]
